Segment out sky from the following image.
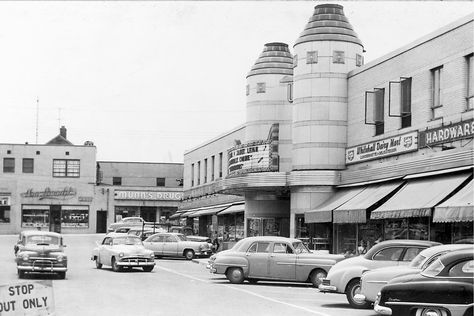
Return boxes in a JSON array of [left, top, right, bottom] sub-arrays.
[[0, 1, 472, 163]]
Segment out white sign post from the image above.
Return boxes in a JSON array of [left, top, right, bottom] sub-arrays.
[[0, 280, 55, 315]]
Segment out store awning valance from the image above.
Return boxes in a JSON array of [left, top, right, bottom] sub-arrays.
[[370, 173, 471, 220], [305, 187, 365, 223], [218, 203, 245, 215], [433, 179, 474, 223], [180, 209, 199, 218], [169, 212, 184, 219], [333, 182, 403, 224], [188, 205, 230, 218]]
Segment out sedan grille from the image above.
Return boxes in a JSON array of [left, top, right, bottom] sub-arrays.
[[121, 257, 152, 263]]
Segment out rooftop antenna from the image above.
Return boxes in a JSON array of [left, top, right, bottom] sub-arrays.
[[35, 98, 39, 144]]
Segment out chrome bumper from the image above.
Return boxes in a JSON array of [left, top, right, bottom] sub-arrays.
[[117, 261, 155, 267], [318, 284, 337, 292], [374, 301, 392, 315], [18, 265, 67, 272]]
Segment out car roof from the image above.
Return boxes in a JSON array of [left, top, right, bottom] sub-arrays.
[[105, 232, 139, 238], [438, 248, 474, 265], [418, 243, 473, 257], [365, 239, 441, 258], [122, 217, 143, 220], [21, 230, 62, 238], [238, 236, 301, 244]]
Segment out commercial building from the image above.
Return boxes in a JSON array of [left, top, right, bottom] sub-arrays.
[[181, 4, 473, 252]]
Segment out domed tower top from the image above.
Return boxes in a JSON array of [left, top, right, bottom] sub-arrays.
[[294, 4, 363, 48], [246, 42, 293, 78]]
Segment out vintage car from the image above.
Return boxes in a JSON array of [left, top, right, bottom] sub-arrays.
[[128, 227, 166, 241], [207, 236, 345, 287], [143, 232, 212, 259], [169, 226, 194, 236], [107, 217, 145, 232], [16, 231, 68, 279], [91, 233, 155, 272], [319, 239, 441, 308], [374, 249, 474, 316], [357, 243, 472, 305]]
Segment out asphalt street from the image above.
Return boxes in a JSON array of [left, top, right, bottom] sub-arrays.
[[0, 234, 379, 316]]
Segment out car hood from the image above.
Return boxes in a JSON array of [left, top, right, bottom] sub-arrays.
[[21, 245, 64, 254], [112, 245, 153, 256], [386, 272, 426, 285]]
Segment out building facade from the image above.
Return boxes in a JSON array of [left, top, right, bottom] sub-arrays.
[[181, 4, 474, 253]]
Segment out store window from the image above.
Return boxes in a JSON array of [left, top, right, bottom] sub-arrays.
[[0, 196, 10, 223], [114, 206, 140, 222], [453, 222, 473, 243], [22, 206, 49, 228], [384, 218, 428, 240], [61, 206, 89, 228], [218, 213, 244, 242], [53, 159, 80, 177], [113, 177, 122, 186], [247, 217, 289, 237], [3, 158, 14, 173], [335, 224, 357, 255], [22, 158, 34, 173], [431, 66, 443, 119]]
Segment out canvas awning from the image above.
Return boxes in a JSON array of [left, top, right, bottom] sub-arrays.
[[180, 209, 199, 218], [218, 203, 245, 215], [169, 212, 183, 219], [333, 182, 403, 224], [433, 179, 473, 223], [188, 205, 230, 218], [370, 173, 471, 220], [304, 187, 365, 223]]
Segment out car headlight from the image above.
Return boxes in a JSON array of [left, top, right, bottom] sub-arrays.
[[150, 253, 155, 258], [57, 255, 67, 262], [22, 254, 29, 261], [119, 252, 124, 258], [415, 308, 448, 316]]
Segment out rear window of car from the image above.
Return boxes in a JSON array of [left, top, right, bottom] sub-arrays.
[[402, 247, 424, 262], [449, 259, 474, 277]]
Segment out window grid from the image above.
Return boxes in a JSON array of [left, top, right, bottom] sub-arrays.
[[156, 177, 165, 187], [374, 88, 385, 136], [401, 78, 412, 128], [53, 159, 80, 177], [306, 51, 318, 64], [22, 158, 34, 173], [3, 158, 14, 173], [431, 66, 443, 119]]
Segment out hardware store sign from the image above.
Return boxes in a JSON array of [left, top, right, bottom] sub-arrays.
[[346, 131, 418, 164], [419, 118, 474, 148], [0, 280, 55, 315]]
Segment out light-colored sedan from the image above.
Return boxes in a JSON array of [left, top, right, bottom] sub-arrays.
[[207, 236, 345, 287], [143, 233, 212, 260], [91, 233, 155, 272], [357, 243, 473, 305], [319, 239, 441, 309]]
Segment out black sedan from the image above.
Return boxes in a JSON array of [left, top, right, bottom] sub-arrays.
[[374, 248, 473, 316]]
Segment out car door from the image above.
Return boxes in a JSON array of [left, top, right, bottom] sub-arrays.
[[100, 237, 113, 266], [162, 235, 179, 256], [246, 242, 271, 278], [144, 235, 165, 256], [268, 242, 296, 280]]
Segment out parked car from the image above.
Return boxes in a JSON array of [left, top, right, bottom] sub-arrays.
[[16, 231, 68, 279], [357, 243, 472, 305], [114, 226, 133, 233], [374, 248, 474, 316], [207, 236, 345, 287], [107, 217, 145, 232], [319, 239, 441, 308], [143, 232, 212, 260], [91, 233, 155, 272], [169, 226, 194, 236], [128, 227, 166, 241]]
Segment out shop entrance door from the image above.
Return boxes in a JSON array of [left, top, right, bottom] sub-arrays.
[[140, 207, 156, 223], [96, 211, 107, 233], [50, 205, 61, 233]]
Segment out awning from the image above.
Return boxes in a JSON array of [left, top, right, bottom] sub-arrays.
[[433, 179, 473, 223], [304, 187, 365, 223], [370, 173, 471, 220], [188, 205, 230, 218], [333, 182, 403, 224], [169, 212, 183, 219], [180, 210, 199, 218], [218, 203, 245, 215]]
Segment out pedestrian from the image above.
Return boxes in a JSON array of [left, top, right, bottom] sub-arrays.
[[212, 231, 220, 253]]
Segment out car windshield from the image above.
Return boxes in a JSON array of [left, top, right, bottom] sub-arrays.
[[26, 235, 60, 246], [422, 258, 445, 277], [176, 235, 186, 242], [113, 236, 142, 246], [292, 242, 310, 254], [409, 254, 427, 268]]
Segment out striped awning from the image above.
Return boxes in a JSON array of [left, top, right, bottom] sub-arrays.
[[433, 179, 473, 223], [218, 203, 245, 215], [188, 205, 230, 218]]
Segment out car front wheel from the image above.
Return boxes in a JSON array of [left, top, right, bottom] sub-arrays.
[[226, 267, 244, 284], [95, 258, 102, 269], [111, 257, 121, 272], [346, 279, 371, 309], [309, 269, 327, 287], [184, 250, 195, 260]]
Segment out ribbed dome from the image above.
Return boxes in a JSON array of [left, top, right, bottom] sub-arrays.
[[294, 4, 363, 48], [247, 42, 294, 78]]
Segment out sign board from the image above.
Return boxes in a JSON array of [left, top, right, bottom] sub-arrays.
[[419, 118, 474, 148], [21, 187, 76, 200], [114, 191, 183, 201], [0, 280, 55, 315], [345, 131, 418, 164], [227, 140, 276, 176]]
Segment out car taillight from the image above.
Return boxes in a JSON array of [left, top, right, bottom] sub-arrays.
[[416, 308, 448, 316]]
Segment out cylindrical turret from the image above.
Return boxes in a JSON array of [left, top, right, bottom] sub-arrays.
[[246, 42, 293, 172], [292, 4, 364, 171]]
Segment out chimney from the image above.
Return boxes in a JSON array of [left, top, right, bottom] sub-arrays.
[[60, 126, 67, 139]]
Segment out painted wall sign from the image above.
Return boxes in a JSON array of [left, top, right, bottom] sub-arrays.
[[227, 140, 277, 176], [114, 191, 183, 201], [0, 280, 55, 315], [346, 131, 418, 164], [21, 187, 76, 200], [419, 118, 474, 148]]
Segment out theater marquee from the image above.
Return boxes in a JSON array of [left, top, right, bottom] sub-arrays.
[[346, 131, 418, 164], [227, 140, 277, 176]]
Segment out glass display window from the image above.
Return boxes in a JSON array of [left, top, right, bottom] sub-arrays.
[[22, 205, 49, 228], [453, 222, 473, 243], [0, 196, 11, 223], [61, 206, 89, 228], [335, 223, 357, 255], [114, 206, 140, 221]]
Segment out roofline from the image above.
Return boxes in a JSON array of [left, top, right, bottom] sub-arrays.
[[0, 143, 96, 148], [184, 123, 246, 155], [349, 13, 474, 78], [97, 160, 183, 165]]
